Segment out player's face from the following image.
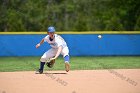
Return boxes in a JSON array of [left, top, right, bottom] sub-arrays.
[[48, 32, 55, 38]]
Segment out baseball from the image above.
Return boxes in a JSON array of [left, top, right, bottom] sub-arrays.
[[98, 35, 102, 39]]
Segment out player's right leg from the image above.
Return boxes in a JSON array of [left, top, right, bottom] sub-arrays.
[[36, 48, 57, 74]]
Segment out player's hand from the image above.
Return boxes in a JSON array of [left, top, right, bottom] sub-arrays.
[[36, 43, 40, 48], [50, 57, 56, 61]]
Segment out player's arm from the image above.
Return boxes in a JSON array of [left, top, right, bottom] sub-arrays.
[[36, 38, 45, 48], [53, 46, 62, 59]]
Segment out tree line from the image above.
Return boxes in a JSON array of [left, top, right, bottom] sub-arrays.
[[0, 0, 140, 32]]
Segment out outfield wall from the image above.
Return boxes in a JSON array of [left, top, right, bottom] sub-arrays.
[[0, 32, 140, 56]]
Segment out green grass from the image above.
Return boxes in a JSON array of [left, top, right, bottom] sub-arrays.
[[0, 56, 140, 72]]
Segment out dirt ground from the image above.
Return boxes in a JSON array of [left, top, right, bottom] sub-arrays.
[[0, 69, 140, 93]]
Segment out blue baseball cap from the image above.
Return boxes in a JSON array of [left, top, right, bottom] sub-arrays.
[[48, 26, 55, 32]]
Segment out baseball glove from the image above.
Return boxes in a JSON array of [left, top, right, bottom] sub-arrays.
[[46, 58, 55, 68]]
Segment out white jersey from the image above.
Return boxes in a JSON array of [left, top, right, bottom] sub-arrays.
[[44, 34, 67, 49]]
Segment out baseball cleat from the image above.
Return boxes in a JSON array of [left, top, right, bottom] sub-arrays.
[[35, 69, 43, 74], [65, 62, 70, 72]]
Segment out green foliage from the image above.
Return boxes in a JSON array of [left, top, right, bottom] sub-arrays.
[[0, 0, 140, 31]]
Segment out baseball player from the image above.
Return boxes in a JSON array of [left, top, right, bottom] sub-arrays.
[[35, 26, 70, 74]]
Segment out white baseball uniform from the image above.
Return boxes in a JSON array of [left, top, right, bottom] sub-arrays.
[[40, 34, 69, 62]]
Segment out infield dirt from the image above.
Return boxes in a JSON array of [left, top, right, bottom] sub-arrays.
[[0, 69, 140, 93]]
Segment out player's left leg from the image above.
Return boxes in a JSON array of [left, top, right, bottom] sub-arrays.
[[64, 55, 70, 72], [61, 47, 70, 72]]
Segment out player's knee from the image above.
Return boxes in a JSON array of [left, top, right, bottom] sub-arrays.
[[40, 58, 46, 62], [64, 55, 70, 63]]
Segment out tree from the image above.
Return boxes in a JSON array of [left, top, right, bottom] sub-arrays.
[[0, 0, 139, 31]]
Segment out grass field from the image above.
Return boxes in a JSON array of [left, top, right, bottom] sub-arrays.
[[0, 56, 140, 72]]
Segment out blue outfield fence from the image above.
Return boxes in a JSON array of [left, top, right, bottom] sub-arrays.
[[0, 33, 140, 56]]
